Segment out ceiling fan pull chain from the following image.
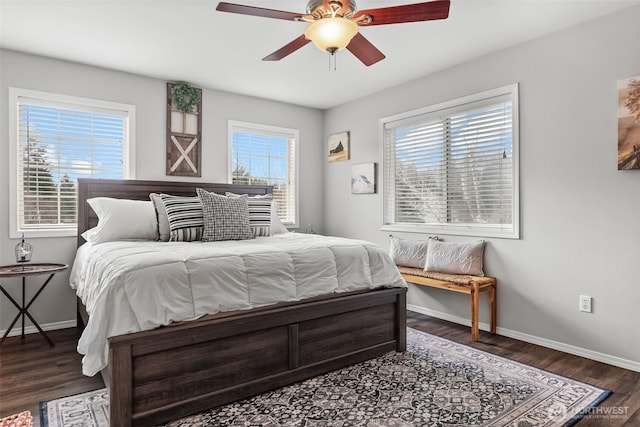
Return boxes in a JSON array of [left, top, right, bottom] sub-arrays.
[[329, 51, 337, 71]]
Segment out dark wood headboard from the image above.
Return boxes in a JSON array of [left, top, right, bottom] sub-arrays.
[[77, 178, 272, 247]]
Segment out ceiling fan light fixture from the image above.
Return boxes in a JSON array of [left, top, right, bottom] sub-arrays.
[[216, 0, 450, 65], [304, 17, 358, 53]]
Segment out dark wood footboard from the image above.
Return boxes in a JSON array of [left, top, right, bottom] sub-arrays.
[[74, 178, 407, 426], [107, 287, 406, 427]]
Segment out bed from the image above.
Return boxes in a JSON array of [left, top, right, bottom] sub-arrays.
[[73, 178, 407, 427]]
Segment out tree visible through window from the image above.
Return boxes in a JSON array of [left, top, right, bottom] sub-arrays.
[[10, 88, 134, 237], [381, 84, 519, 239], [228, 121, 298, 227]]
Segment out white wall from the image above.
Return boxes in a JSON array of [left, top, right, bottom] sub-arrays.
[[0, 49, 324, 334], [323, 7, 640, 370]]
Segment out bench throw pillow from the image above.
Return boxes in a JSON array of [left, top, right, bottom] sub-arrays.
[[389, 235, 434, 269], [424, 239, 486, 276], [197, 188, 253, 242], [160, 194, 204, 242]]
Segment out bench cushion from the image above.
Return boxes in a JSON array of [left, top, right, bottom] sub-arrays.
[[398, 266, 496, 286]]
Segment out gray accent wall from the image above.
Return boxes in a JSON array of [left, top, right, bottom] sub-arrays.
[[0, 49, 324, 334], [323, 7, 640, 369]]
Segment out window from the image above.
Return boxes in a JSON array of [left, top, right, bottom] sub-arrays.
[[9, 88, 135, 238], [381, 84, 519, 239], [228, 120, 298, 227]]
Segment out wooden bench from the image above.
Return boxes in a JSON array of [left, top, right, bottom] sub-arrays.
[[398, 266, 497, 341]]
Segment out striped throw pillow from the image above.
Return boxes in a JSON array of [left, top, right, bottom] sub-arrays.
[[197, 189, 252, 242], [226, 192, 272, 237], [160, 194, 204, 242]]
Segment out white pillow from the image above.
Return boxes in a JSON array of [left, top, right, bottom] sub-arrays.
[[270, 200, 289, 235], [81, 197, 158, 244]]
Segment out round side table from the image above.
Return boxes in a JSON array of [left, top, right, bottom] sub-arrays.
[[0, 262, 68, 346]]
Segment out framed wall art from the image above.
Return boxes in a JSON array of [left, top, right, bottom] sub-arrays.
[[618, 75, 640, 170], [328, 131, 350, 162], [352, 162, 376, 194]]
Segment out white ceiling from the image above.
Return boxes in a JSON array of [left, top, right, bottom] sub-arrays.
[[1, 0, 638, 109]]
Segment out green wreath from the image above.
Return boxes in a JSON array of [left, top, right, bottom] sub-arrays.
[[171, 81, 201, 113]]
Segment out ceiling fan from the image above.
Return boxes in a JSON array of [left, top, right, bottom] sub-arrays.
[[216, 0, 450, 66]]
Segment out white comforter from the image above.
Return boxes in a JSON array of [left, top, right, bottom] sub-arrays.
[[70, 233, 406, 376]]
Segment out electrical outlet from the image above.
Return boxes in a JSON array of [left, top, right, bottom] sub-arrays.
[[579, 295, 592, 313]]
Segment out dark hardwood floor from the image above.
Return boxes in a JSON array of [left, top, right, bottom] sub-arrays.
[[1, 311, 638, 426], [0, 328, 104, 426]]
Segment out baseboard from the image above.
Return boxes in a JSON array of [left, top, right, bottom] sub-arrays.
[[408, 304, 640, 373], [0, 319, 76, 338]]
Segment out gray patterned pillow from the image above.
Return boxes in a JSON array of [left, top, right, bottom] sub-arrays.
[[197, 188, 252, 242], [159, 194, 204, 242], [424, 240, 485, 276], [226, 192, 272, 237]]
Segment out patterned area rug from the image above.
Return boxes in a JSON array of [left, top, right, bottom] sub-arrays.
[[40, 328, 610, 427]]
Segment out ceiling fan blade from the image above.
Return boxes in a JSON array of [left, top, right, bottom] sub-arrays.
[[346, 33, 386, 66], [216, 2, 302, 21], [263, 35, 311, 61], [355, 0, 450, 26]]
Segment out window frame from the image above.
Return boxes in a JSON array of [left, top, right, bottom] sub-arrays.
[[227, 120, 299, 229], [8, 87, 136, 239], [380, 84, 520, 239]]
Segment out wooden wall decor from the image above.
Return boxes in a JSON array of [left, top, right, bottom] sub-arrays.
[[166, 82, 202, 177]]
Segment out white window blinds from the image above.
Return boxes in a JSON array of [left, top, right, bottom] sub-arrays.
[[382, 84, 519, 238], [229, 121, 298, 227], [10, 88, 134, 237]]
